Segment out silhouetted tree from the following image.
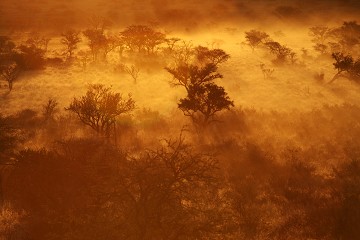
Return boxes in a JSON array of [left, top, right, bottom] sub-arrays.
[[61, 30, 81, 60], [83, 28, 107, 62], [120, 25, 166, 55], [178, 83, 234, 127], [16, 39, 46, 70], [42, 98, 58, 122], [124, 64, 140, 84], [165, 63, 222, 91], [195, 46, 230, 66], [244, 30, 269, 51], [166, 62, 233, 128], [116, 136, 224, 239], [0, 62, 20, 91], [265, 41, 295, 65], [330, 52, 360, 83], [66, 84, 135, 138]]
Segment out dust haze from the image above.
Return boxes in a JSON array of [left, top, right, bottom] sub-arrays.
[[1, 0, 360, 239]]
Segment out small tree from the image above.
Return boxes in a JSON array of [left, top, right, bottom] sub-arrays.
[[265, 41, 295, 65], [178, 83, 234, 127], [42, 98, 58, 122], [83, 29, 107, 62], [66, 84, 135, 138], [244, 30, 269, 51], [329, 52, 360, 83], [124, 64, 140, 84], [259, 63, 274, 80], [0, 62, 20, 91], [61, 30, 81, 60], [120, 25, 166, 55]]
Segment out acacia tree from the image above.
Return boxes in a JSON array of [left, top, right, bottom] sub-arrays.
[[165, 63, 222, 91], [329, 52, 360, 83], [178, 83, 234, 127], [120, 25, 166, 55], [60, 30, 81, 60], [244, 30, 269, 51], [265, 41, 295, 65], [66, 84, 135, 138], [166, 58, 233, 128]]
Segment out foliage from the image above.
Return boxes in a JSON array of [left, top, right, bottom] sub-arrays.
[[244, 30, 269, 51], [61, 30, 81, 60], [330, 52, 360, 83], [66, 84, 135, 137], [178, 83, 234, 127], [331, 21, 360, 53], [194, 46, 230, 66], [165, 63, 222, 90], [120, 25, 166, 55], [166, 60, 233, 128], [16, 42, 46, 70], [265, 41, 296, 65], [83, 28, 108, 61]]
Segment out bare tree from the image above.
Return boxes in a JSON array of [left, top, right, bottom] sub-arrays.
[[124, 64, 140, 84], [259, 63, 274, 80], [42, 98, 58, 122]]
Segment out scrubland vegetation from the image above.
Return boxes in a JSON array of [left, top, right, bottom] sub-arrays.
[[1, 0, 360, 239]]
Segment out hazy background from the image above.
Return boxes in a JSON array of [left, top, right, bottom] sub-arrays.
[[1, 0, 360, 32]]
